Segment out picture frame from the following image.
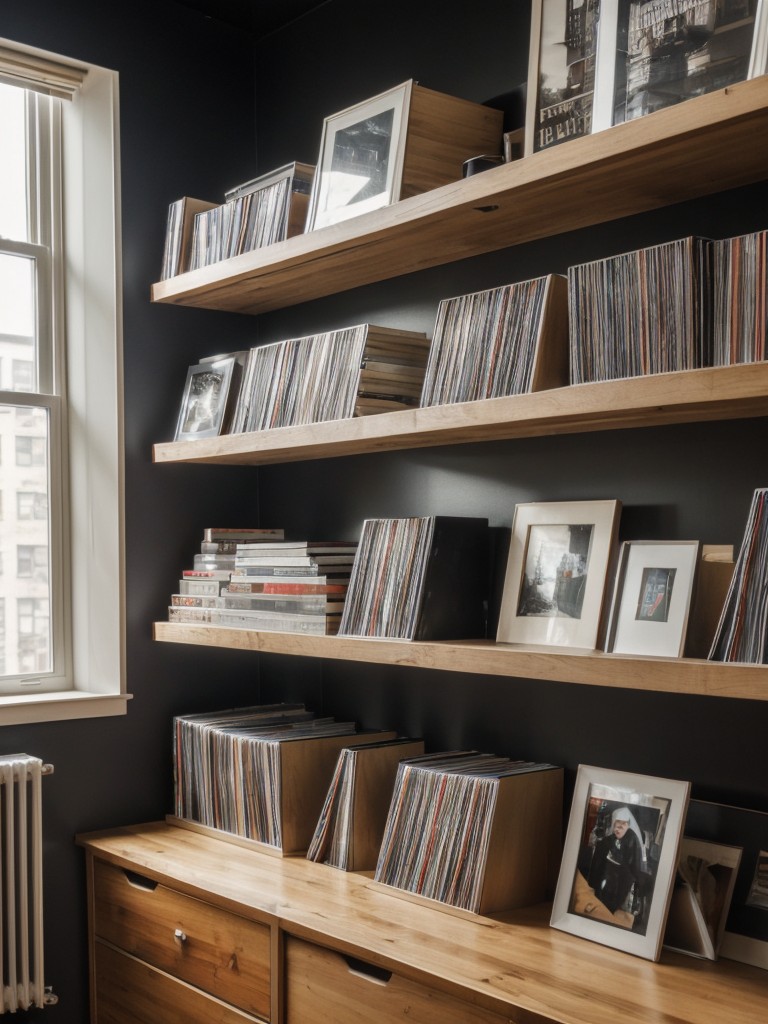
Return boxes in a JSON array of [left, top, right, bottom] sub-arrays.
[[174, 355, 237, 441], [684, 799, 768, 970], [306, 81, 411, 231], [524, 0, 601, 156], [496, 499, 621, 649], [551, 764, 691, 961], [605, 540, 701, 658], [664, 835, 742, 960], [593, 0, 768, 131]]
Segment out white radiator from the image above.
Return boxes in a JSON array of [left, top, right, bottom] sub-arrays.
[[0, 755, 54, 1014]]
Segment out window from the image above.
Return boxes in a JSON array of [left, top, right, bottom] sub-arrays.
[[0, 40, 125, 724]]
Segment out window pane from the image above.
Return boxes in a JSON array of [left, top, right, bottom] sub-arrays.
[[0, 253, 37, 391], [0, 403, 51, 678], [0, 83, 28, 242]]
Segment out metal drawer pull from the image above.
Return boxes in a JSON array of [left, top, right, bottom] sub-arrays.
[[174, 929, 187, 944]]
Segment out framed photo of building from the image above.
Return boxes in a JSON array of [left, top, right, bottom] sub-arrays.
[[595, 0, 767, 130], [306, 82, 411, 231], [525, 0, 601, 155], [551, 764, 691, 961], [496, 499, 621, 649], [605, 540, 701, 657], [174, 356, 238, 441]]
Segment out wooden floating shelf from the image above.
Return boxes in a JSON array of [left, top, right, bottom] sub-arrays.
[[150, 78, 768, 316], [153, 622, 768, 701], [153, 363, 768, 466]]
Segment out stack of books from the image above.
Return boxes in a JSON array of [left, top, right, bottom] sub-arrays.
[[229, 323, 430, 434], [161, 162, 314, 278], [712, 228, 767, 366], [374, 751, 563, 914], [709, 487, 768, 664], [172, 702, 395, 853], [306, 737, 425, 871], [419, 274, 567, 407], [338, 515, 489, 641], [568, 236, 713, 383], [169, 533, 356, 635]]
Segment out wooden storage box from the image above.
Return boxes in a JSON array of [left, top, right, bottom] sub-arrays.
[[308, 80, 503, 231]]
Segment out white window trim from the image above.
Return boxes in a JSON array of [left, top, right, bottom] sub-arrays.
[[0, 39, 129, 724]]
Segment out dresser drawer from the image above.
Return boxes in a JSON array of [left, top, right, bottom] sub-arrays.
[[94, 940, 261, 1024], [93, 859, 271, 1019], [284, 937, 514, 1024]]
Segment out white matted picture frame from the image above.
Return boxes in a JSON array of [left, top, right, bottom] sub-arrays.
[[551, 764, 691, 961], [496, 499, 621, 649], [174, 356, 237, 441], [605, 540, 701, 658], [593, 0, 768, 131], [306, 81, 411, 231]]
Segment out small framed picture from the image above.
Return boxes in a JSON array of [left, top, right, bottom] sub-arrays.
[[605, 540, 701, 658], [306, 81, 411, 231], [664, 836, 742, 960], [684, 799, 768, 969], [496, 499, 621, 649], [524, 0, 601, 156], [174, 356, 237, 441], [594, 0, 768, 131], [551, 764, 691, 961]]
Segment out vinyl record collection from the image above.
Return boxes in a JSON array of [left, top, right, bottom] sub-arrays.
[[568, 236, 713, 383], [338, 515, 489, 641], [709, 487, 768, 664], [713, 229, 767, 366], [173, 702, 392, 852], [419, 274, 563, 406], [229, 324, 430, 433], [169, 529, 355, 634], [374, 752, 562, 914], [306, 737, 425, 871], [185, 162, 315, 272]]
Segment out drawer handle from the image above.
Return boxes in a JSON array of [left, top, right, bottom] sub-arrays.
[[342, 955, 392, 986], [174, 929, 187, 945], [122, 870, 158, 892]]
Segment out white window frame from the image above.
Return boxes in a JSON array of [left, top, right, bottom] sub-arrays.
[[0, 38, 127, 725]]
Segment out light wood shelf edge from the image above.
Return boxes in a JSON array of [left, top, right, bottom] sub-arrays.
[[153, 622, 768, 701], [150, 78, 768, 316], [152, 363, 768, 466]]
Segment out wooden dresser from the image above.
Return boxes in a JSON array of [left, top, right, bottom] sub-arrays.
[[78, 821, 767, 1024]]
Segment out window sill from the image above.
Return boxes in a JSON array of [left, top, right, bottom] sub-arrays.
[[0, 691, 132, 725]]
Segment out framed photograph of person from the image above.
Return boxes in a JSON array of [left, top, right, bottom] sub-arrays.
[[684, 799, 768, 969], [174, 355, 238, 441], [306, 82, 411, 231], [496, 499, 621, 649], [551, 764, 691, 961], [605, 540, 701, 658]]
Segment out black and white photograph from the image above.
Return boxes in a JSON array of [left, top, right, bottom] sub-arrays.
[[497, 499, 621, 649], [174, 356, 237, 441], [552, 765, 690, 960], [517, 522, 593, 619]]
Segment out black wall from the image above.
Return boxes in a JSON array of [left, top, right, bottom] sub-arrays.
[[1, 1, 766, 1021]]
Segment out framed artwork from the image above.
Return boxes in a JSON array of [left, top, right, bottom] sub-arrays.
[[664, 835, 742, 960], [594, 0, 767, 130], [605, 540, 701, 657], [684, 799, 768, 969], [551, 764, 691, 961], [174, 356, 237, 441], [496, 499, 621, 649], [525, 0, 601, 155], [306, 81, 411, 231]]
